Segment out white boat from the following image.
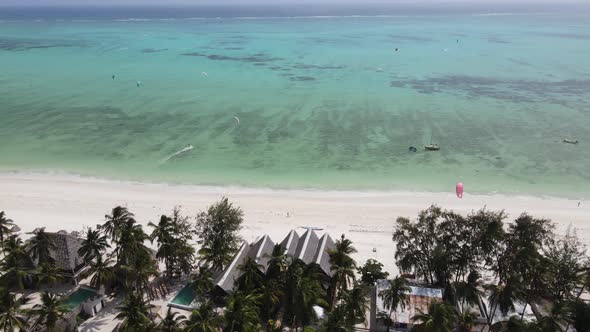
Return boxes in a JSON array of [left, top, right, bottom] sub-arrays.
[[425, 144, 440, 151]]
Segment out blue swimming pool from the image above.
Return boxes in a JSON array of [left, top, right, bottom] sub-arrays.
[[169, 283, 199, 310], [62, 287, 97, 311]]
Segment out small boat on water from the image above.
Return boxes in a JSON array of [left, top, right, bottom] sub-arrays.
[[563, 139, 579, 144], [425, 144, 440, 151]]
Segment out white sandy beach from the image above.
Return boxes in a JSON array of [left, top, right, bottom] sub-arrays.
[[1, 172, 589, 274]]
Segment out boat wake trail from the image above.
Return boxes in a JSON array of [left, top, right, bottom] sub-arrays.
[[160, 145, 194, 164]]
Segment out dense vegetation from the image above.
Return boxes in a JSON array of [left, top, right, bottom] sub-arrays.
[[1, 202, 589, 331], [393, 205, 590, 331]]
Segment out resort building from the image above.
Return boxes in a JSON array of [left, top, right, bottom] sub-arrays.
[[214, 229, 336, 294], [169, 228, 336, 310], [28, 228, 88, 285]]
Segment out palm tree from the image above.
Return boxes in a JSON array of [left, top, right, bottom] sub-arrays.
[[184, 301, 224, 332], [563, 267, 590, 332], [567, 299, 590, 332], [0, 235, 30, 290], [410, 301, 457, 332], [340, 282, 369, 328], [150, 210, 196, 278], [487, 281, 522, 326], [110, 215, 153, 292], [102, 206, 135, 242], [285, 260, 328, 330], [149, 215, 175, 277], [322, 304, 348, 332], [1, 234, 24, 257], [36, 263, 62, 288], [114, 218, 150, 267], [236, 256, 264, 292], [574, 266, 590, 301], [121, 252, 159, 296], [89, 255, 115, 290], [263, 248, 290, 330], [328, 235, 357, 309], [116, 291, 154, 331], [149, 215, 172, 245], [455, 270, 483, 313], [0, 288, 30, 331], [191, 266, 214, 299], [224, 290, 261, 332], [379, 276, 411, 329], [0, 211, 15, 243], [265, 244, 288, 281], [513, 253, 548, 321], [78, 228, 110, 263], [490, 315, 530, 332], [175, 243, 196, 278], [30, 291, 67, 332], [535, 301, 571, 332], [457, 311, 478, 332], [28, 228, 56, 265], [260, 278, 283, 325], [157, 307, 186, 332]]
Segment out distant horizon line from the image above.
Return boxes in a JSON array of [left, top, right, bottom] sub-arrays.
[[2, 1, 589, 7]]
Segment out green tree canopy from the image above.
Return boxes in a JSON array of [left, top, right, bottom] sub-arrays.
[[116, 291, 154, 331], [89, 255, 115, 290], [78, 227, 110, 264], [394, 206, 508, 288], [0, 211, 16, 244], [339, 282, 369, 329], [357, 259, 389, 286], [185, 300, 224, 332], [236, 256, 264, 293], [195, 198, 243, 271], [224, 290, 261, 332], [379, 276, 411, 329], [567, 299, 590, 332], [156, 307, 186, 332], [410, 301, 457, 332], [30, 291, 67, 332], [27, 228, 56, 265], [285, 260, 328, 329], [0, 287, 30, 331], [328, 235, 357, 309], [0, 235, 30, 289], [545, 227, 587, 302], [149, 207, 196, 278], [191, 265, 214, 301], [101, 206, 135, 242]]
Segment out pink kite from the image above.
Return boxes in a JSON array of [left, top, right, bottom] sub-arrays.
[[456, 182, 464, 199]]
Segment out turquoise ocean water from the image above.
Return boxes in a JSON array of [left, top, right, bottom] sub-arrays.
[[1, 4, 589, 196]]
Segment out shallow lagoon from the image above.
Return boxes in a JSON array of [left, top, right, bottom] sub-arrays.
[[0, 5, 589, 196]]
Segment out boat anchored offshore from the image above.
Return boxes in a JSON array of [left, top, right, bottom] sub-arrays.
[[563, 139, 579, 144], [424, 144, 440, 151]]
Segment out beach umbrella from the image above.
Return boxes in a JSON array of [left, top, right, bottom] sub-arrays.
[[456, 182, 464, 199]]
